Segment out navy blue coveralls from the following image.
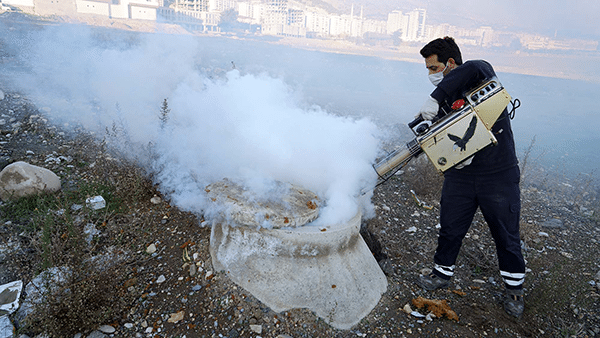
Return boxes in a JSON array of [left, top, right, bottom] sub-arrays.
[[428, 60, 526, 290]]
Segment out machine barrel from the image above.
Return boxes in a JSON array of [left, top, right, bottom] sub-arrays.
[[374, 147, 413, 178]]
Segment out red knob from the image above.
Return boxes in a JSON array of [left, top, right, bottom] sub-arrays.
[[452, 99, 465, 110]]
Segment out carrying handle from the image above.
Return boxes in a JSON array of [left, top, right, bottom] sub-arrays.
[[408, 115, 424, 129]]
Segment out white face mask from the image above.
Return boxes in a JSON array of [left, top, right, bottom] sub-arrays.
[[428, 63, 448, 86]]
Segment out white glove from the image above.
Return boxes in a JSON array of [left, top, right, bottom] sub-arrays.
[[417, 96, 439, 120], [455, 156, 474, 169]]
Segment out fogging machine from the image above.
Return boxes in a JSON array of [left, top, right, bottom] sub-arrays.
[[373, 77, 514, 186]]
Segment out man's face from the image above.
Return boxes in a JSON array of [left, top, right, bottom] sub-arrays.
[[425, 54, 447, 76]]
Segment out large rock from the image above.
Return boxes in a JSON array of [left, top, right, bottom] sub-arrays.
[[0, 315, 13, 338], [0, 162, 61, 201], [208, 179, 387, 330], [15, 267, 70, 323]]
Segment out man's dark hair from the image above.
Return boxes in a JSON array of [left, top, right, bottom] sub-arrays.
[[420, 36, 463, 65]]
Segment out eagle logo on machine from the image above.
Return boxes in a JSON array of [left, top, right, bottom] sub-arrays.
[[448, 116, 477, 151]]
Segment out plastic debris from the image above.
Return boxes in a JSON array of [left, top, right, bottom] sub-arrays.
[[410, 190, 433, 210]]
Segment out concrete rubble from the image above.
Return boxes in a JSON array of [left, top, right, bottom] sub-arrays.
[[0, 280, 23, 338]]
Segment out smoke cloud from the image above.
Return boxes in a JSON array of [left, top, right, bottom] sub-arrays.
[[4, 23, 381, 227]]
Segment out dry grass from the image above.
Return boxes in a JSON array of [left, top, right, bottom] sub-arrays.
[[402, 154, 444, 200]]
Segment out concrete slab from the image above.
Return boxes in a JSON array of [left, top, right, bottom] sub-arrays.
[[208, 179, 387, 329]]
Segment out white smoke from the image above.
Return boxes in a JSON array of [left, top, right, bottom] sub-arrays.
[[6, 24, 381, 226]]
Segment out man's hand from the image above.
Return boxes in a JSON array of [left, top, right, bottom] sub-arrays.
[[416, 96, 439, 120], [455, 156, 473, 169]]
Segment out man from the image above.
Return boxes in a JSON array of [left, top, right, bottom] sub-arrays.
[[415, 37, 526, 318]]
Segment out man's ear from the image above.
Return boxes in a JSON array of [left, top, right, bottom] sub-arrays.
[[447, 58, 457, 68]]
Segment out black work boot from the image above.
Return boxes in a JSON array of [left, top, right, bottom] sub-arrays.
[[417, 273, 450, 291], [503, 288, 524, 318]]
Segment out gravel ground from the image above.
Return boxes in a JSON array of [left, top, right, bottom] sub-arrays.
[[2, 80, 600, 338]]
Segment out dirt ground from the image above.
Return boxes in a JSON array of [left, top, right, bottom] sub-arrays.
[[1, 12, 600, 338], [2, 78, 600, 338]]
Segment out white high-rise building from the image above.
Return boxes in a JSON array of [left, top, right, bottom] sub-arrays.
[[237, 0, 263, 25], [405, 8, 426, 41], [387, 8, 426, 41], [305, 6, 330, 36], [262, 0, 289, 35], [386, 10, 405, 34], [208, 0, 234, 12]]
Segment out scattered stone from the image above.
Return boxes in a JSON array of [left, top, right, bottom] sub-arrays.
[[146, 244, 157, 254], [167, 311, 184, 323], [402, 303, 412, 314], [150, 196, 162, 204], [406, 226, 417, 232], [83, 223, 101, 243], [156, 275, 166, 283], [410, 311, 425, 318], [560, 251, 573, 259], [0, 161, 61, 201], [249, 324, 262, 334], [86, 196, 106, 210], [0, 239, 21, 261], [86, 330, 107, 338], [538, 232, 549, 237], [98, 325, 115, 333], [124, 323, 134, 329], [542, 218, 563, 228], [44, 154, 72, 165]]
